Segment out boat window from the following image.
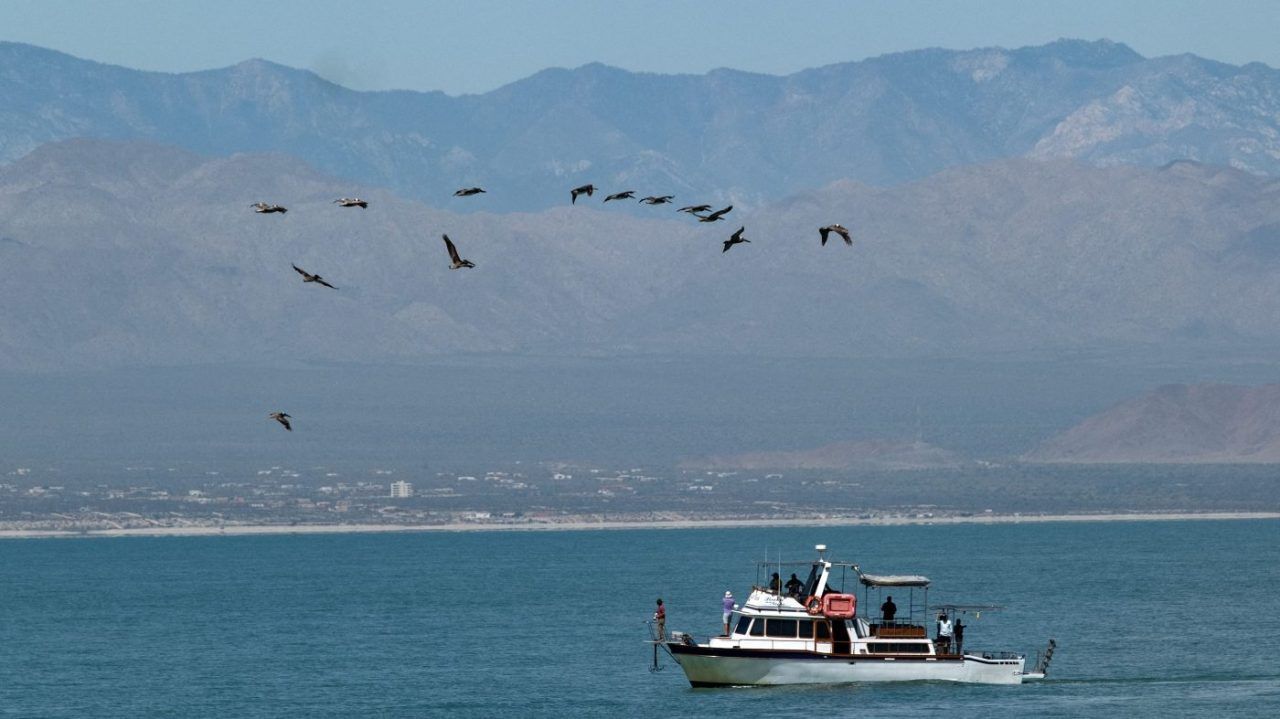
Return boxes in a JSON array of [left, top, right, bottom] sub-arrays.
[[749, 618, 764, 636], [765, 619, 798, 638], [735, 616, 752, 635], [868, 642, 930, 654], [814, 620, 831, 640], [797, 619, 813, 638]]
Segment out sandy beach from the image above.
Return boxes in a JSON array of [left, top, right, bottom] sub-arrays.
[[1, 511, 1277, 540]]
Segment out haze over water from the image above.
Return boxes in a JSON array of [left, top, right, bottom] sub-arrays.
[[2, 519, 1277, 717]]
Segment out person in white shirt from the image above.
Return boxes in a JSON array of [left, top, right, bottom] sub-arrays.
[[937, 613, 954, 653]]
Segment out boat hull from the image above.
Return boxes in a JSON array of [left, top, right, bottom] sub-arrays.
[[668, 644, 1025, 686]]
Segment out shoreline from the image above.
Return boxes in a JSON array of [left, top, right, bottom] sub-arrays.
[[1, 510, 1277, 540]]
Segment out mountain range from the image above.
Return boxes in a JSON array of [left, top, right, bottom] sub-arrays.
[[5, 39, 1280, 211], [1027, 383, 1280, 463], [3, 138, 1280, 369], [7, 40, 1280, 371]]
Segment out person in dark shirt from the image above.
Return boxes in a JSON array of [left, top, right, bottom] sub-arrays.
[[881, 596, 897, 622], [954, 619, 965, 655], [768, 572, 781, 593], [784, 573, 804, 597]]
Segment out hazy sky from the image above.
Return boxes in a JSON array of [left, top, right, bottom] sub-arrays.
[[4, 0, 1278, 95]]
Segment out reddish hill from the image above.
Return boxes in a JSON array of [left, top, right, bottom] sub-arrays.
[[1026, 383, 1280, 463]]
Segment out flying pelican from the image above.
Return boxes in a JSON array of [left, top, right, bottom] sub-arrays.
[[443, 234, 475, 269], [570, 184, 596, 204], [604, 190, 636, 202], [722, 226, 750, 253], [819, 224, 852, 246], [454, 187, 486, 197], [291, 264, 338, 289], [252, 202, 287, 214], [698, 205, 733, 223], [678, 204, 712, 214], [333, 198, 368, 208], [640, 195, 675, 205], [269, 412, 292, 431]]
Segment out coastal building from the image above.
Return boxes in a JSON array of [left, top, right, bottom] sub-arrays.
[[389, 480, 414, 498]]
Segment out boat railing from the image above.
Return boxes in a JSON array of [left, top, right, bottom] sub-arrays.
[[973, 650, 1023, 661]]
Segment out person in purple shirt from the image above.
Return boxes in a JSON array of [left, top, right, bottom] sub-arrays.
[[722, 591, 737, 636]]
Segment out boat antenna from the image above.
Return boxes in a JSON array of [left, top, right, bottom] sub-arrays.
[[757, 542, 768, 588], [815, 544, 827, 561]]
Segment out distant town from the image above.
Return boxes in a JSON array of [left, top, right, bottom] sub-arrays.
[[3, 460, 1278, 534]]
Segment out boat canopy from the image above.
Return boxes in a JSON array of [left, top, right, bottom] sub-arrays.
[[858, 573, 930, 588]]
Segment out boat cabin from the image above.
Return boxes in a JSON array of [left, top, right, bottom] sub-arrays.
[[708, 546, 949, 658]]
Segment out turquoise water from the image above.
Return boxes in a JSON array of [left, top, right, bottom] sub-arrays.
[[1, 520, 1278, 717]]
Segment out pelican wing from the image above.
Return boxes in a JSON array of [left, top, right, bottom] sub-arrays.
[[570, 184, 594, 203], [443, 234, 463, 264]]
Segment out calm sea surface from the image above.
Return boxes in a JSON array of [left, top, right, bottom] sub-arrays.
[[2, 520, 1278, 717]]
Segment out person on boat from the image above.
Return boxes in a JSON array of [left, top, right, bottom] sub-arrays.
[[722, 591, 736, 635], [784, 573, 803, 597], [654, 599, 666, 641], [769, 572, 781, 593], [953, 619, 965, 655], [881, 596, 897, 623], [937, 613, 953, 653]]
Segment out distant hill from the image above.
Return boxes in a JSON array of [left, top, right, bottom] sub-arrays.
[[6, 139, 1280, 368], [1026, 383, 1280, 463], [681, 439, 964, 471], [5, 39, 1280, 210]]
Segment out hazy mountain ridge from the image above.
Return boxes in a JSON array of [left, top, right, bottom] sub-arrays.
[[680, 439, 964, 470], [1027, 383, 1280, 463], [5, 39, 1280, 210], [5, 139, 1280, 369]]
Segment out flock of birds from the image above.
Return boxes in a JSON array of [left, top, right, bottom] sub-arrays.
[[252, 185, 855, 430]]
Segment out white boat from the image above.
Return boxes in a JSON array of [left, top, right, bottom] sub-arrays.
[[659, 544, 1052, 687]]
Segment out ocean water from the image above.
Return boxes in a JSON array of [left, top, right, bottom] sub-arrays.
[[1, 520, 1278, 717]]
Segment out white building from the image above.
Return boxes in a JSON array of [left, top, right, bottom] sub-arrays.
[[389, 480, 414, 498]]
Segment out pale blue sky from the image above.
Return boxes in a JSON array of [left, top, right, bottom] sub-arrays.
[[4, 0, 1277, 95]]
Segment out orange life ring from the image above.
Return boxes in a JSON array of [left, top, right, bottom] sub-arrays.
[[805, 596, 822, 615]]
